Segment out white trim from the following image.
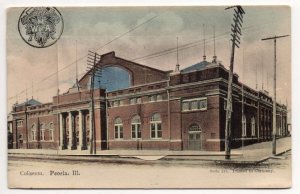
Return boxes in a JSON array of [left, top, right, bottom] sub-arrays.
[[182, 97, 207, 102]]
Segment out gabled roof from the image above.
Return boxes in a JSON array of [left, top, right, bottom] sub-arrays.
[[15, 98, 42, 107], [181, 61, 210, 73]]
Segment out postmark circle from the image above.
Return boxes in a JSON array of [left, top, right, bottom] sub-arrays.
[[18, 7, 64, 48]]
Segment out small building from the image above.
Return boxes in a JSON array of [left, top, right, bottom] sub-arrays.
[[8, 51, 289, 152]]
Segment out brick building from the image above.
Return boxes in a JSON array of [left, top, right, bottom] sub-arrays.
[[9, 51, 289, 152]]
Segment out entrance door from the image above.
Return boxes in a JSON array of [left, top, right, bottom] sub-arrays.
[[188, 124, 202, 150]]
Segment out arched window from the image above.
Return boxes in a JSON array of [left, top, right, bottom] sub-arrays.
[[93, 66, 131, 92], [131, 115, 141, 139], [49, 122, 54, 141], [189, 124, 201, 132], [242, 114, 247, 137], [114, 117, 123, 139], [31, 123, 36, 141], [251, 117, 255, 136], [150, 113, 162, 138]]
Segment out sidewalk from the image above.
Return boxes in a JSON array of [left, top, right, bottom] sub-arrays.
[[8, 137, 291, 164]]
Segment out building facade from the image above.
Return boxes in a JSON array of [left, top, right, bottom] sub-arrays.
[[9, 51, 289, 152]]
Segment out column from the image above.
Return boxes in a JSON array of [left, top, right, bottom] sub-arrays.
[[89, 109, 93, 150], [68, 112, 72, 150], [71, 112, 77, 150], [78, 110, 83, 150], [59, 113, 64, 149]]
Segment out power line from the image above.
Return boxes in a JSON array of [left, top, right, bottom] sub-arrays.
[[8, 8, 168, 102], [8, 19, 275, 102]]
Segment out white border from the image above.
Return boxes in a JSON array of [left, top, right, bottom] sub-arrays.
[[1, 1, 299, 194]]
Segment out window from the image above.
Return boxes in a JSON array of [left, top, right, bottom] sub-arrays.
[[157, 95, 163, 101], [150, 113, 162, 139], [251, 117, 255, 136], [40, 130, 45, 141], [137, 97, 142, 104], [130, 98, 137, 105], [182, 98, 207, 111], [182, 102, 189, 111], [86, 115, 90, 144], [112, 100, 120, 107], [49, 129, 54, 141], [242, 114, 247, 137], [40, 123, 45, 141], [191, 101, 198, 110], [130, 97, 142, 105], [17, 120, 23, 127], [150, 95, 162, 102], [114, 117, 123, 139], [199, 100, 207, 110], [131, 115, 141, 139], [189, 124, 200, 132], [150, 95, 156, 102], [49, 123, 54, 141], [31, 124, 36, 141]]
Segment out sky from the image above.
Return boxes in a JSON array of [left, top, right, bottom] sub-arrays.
[[6, 6, 291, 112]]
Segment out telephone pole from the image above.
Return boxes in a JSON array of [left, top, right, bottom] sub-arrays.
[[87, 50, 102, 154], [261, 34, 289, 155], [224, 6, 245, 159]]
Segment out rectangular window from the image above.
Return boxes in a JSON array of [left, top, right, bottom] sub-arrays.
[[32, 131, 36, 141], [182, 102, 190, 111], [132, 126, 136, 139], [157, 95, 163, 101], [157, 123, 162, 138], [131, 124, 141, 139], [137, 125, 141, 138], [114, 126, 119, 139], [119, 126, 123, 139], [199, 100, 207, 110], [40, 130, 45, 141], [191, 101, 198, 110], [130, 98, 136, 105], [150, 95, 156, 102], [151, 123, 156, 138], [49, 130, 53, 141], [136, 97, 142, 104]]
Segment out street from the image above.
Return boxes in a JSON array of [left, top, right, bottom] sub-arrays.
[[8, 151, 291, 188]]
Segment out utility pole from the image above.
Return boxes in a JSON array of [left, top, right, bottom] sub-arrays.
[[87, 50, 102, 154], [261, 34, 289, 155], [224, 6, 245, 159]]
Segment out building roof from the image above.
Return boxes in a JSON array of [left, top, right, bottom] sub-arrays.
[[15, 98, 42, 107], [181, 61, 210, 73]]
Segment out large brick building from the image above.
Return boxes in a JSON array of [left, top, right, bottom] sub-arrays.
[[8, 51, 289, 152]]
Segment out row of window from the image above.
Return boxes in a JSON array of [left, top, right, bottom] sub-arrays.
[[31, 122, 54, 141], [182, 98, 208, 111], [31, 129, 54, 141], [114, 113, 162, 139], [111, 94, 163, 107]]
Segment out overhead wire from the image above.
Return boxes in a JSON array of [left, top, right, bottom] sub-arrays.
[[8, 18, 274, 103]]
